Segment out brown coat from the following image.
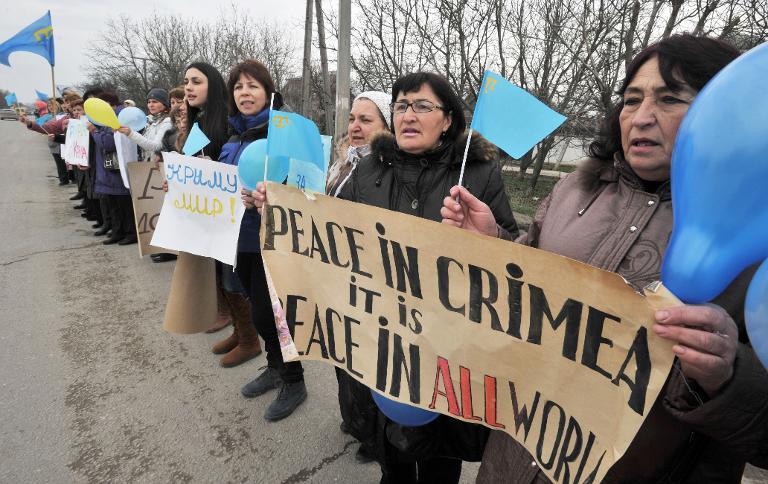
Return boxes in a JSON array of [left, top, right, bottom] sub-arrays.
[[478, 156, 768, 483]]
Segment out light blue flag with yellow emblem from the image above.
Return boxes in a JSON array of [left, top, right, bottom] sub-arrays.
[[0, 11, 55, 66], [4, 92, 17, 106], [36, 90, 49, 102], [470, 71, 566, 159], [266, 110, 325, 191]]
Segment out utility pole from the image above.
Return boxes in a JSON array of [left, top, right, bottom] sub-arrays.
[[315, 0, 334, 135], [334, 0, 351, 142], [300, 0, 314, 117]]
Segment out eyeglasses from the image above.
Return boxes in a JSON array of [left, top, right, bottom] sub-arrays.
[[390, 100, 446, 115]]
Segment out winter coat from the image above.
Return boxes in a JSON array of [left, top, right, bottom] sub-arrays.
[[218, 110, 272, 253], [127, 113, 172, 161], [337, 130, 520, 466], [339, 130, 519, 238], [92, 107, 129, 196], [25, 115, 65, 154], [477, 156, 768, 483]]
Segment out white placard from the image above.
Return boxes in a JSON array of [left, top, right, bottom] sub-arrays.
[[63, 119, 89, 167], [150, 152, 246, 265], [114, 133, 138, 189]]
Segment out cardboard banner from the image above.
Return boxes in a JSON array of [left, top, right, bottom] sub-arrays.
[[63, 118, 89, 167], [162, 251, 217, 334], [151, 152, 246, 266], [260, 183, 679, 484], [125, 161, 177, 257]]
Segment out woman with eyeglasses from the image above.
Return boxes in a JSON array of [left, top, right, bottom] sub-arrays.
[[246, 71, 519, 483]]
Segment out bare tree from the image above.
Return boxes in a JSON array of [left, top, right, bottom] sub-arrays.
[[83, 6, 297, 105]]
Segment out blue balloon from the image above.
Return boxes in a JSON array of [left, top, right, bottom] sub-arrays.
[[118, 106, 148, 132], [370, 390, 439, 427], [237, 139, 290, 190], [662, 42, 768, 303], [746, 259, 768, 370]]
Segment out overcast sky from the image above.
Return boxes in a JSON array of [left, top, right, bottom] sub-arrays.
[[3, 0, 309, 103]]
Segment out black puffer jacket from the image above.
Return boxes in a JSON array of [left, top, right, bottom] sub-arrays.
[[339, 131, 519, 238], [338, 130, 519, 466]]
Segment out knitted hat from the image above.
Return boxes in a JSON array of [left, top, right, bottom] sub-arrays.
[[147, 88, 170, 108], [354, 91, 391, 129]]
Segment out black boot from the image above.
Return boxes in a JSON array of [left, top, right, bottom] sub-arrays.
[[117, 234, 138, 245], [70, 192, 84, 201], [103, 231, 125, 245], [241, 367, 281, 398], [151, 253, 177, 263], [264, 380, 307, 421], [94, 225, 111, 236]]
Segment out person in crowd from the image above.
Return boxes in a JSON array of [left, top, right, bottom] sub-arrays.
[[169, 86, 184, 110], [326, 91, 391, 196], [123, 99, 136, 108], [160, 102, 187, 155], [327, 90, 391, 463], [179, 62, 243, 336], [248, 71, 519, 482], [441, 34, 768, 483], [117, 88, 175, 262], [90, 91, 137, 246], [218, 59, 307, 419], [117, 88, 172, 162], [184, 62, 229, 160], [20, 97, 70, 186]]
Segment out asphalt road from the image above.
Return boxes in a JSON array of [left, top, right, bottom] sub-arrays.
[[0, 121, 764, 484], [0, 122, 483, 484]]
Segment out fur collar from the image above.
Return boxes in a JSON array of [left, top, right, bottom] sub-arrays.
[[369, 130, 499, 166]]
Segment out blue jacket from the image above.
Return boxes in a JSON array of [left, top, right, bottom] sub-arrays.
[[93, 105, 129, 196], [219, 111, 270, 253]]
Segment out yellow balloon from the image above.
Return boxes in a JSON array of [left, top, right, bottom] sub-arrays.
[[83, 97, 120, 129]]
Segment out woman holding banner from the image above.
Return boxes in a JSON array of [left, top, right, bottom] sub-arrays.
[[248, 71, 519, 482], [327, 91, 391, 464], [184, 62, 229, 160], [91, 91, 137, 246], [218, 59, 308, 418], [441, 34, 768, 483]]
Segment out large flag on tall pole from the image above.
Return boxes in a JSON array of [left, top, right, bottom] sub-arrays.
[[0, 11, 55, 67]]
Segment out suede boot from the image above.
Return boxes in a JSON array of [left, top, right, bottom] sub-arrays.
[[220, 292, 262, 367], [206, 288, 232, 333]]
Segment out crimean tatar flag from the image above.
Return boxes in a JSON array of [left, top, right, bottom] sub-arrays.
[[470, 71, 565, 159], [266, 110, 325, 171], [0, 11, 55, 66]]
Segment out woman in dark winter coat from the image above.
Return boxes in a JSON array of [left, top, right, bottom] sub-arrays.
[[442, 34, 768, 483], [248, 71, 518, 483], [218, 59, 307, 420], [90, 91, 137, 246], [342, 71, 518, 484]]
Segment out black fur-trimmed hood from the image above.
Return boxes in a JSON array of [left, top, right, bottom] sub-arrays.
[[368, 130, 499, 167]]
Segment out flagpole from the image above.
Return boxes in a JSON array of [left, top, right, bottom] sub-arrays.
[[263, 93, 275, 182], [456, 128, 473, 188], [50, 64, 58, 114]]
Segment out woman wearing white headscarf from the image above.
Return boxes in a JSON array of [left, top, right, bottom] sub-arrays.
[[326, 91, 392, 196], [327, 90, 391, 463]]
